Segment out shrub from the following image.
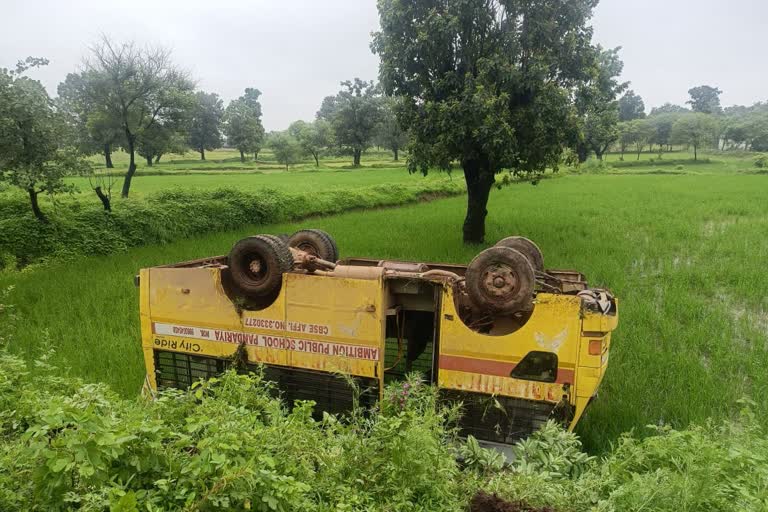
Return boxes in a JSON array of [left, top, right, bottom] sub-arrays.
[[0, 181, 465, 270], [755, 155, 768, 168], [2, 351, 768, 511]]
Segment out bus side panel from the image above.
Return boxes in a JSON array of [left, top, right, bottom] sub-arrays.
[[437, 287, 581, 402], [279, 272, 384, 380]]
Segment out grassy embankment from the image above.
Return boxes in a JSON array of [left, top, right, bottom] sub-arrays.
[[2, 151, 767, 454]]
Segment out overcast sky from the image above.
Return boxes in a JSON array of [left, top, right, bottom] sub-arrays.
[[2, 0, 766, 130]]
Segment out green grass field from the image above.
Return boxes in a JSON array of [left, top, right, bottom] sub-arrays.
[[62, 148, 430, 197], [3, 155, 768, 452]]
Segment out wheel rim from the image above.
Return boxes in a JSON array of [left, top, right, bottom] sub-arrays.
[[481, 263, 520, 301], [244, 253, 268, 283], [296, 241, 318, 257]]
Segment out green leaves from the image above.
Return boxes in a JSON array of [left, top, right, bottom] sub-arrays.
[[3, 352, 768, 511], [373, 0, 601, 176]]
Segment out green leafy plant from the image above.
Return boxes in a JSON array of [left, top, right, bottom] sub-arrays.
[[512, 420, 595, 479], [458, 435, 505, 475]]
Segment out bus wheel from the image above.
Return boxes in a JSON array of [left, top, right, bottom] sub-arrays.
[[494, 236, 544, 273], [465, 246, 535, 316], [288, 229, 339, 262], [227, 235, 294, 301]]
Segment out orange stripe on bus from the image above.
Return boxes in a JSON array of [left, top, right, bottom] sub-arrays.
[[439, 355, 574, 385]]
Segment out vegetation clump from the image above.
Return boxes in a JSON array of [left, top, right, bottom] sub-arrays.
[[0, 180, 464, 270], [1, 352, 767, 511]]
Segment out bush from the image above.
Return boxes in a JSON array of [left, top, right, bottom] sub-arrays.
[[579, 159, 612, 174], [754, 155, 768, 168], [2, 351, 768, 511], [0, 357, 466, 511], [0, 181, 465, 270]]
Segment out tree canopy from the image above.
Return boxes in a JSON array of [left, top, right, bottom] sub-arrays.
[[618, 90, 646, 121], [83, 37, 194, 197], [373, 0, 605, 242], [268, 131, 302, 170], [57, 72, 122, 169], [0, 58, 83, 221], [687, 85, 723, 114], [576, 46, 626, 161], [375, 97, 409, 161], [189, 91, 224, 161], [224, 88, 265, 163], [317, 78, 382, 167], [671, 113, 719, 160], [288, 120, 332, 167]]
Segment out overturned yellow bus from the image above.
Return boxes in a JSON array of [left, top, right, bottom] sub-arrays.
[[137, 230, 617, 445]]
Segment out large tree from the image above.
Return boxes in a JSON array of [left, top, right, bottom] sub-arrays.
[[627, 118, 654, 160], [188, 91, 224, 161], [224, 88, 265, 163], [375, 97, 409, 161], [373, 0, 601, 243], [671, 113, 718, 160], [687, 85, 723, 115], [618, 90, 646, 121], [650, 103, 689, 116], [57, 72, 122, 169], [288, 120, 332, 167], [83, 37, 194, 197], [575, 46, 626, 161], [648, 113, 680, 154], [0, 58, 83, 221], [268, 131, 302, 170], [317, 79, 382, 167], [136, 122, 187, 166]]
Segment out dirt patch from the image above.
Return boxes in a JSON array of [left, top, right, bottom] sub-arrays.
[[470, 492, 557, 512]]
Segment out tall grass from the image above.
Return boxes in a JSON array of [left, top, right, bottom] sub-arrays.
[[2, 173, 768, 453]]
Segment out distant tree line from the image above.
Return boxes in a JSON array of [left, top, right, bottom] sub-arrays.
[[0, 36, 410, 220], [610, 85, 768, 161], [2, 17, 767, 239], [265, 79, 407, 171]]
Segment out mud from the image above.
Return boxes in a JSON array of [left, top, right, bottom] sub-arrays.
[[469, 492, 557, 512]]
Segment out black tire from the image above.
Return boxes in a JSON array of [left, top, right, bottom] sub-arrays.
[[465, 246, 535, 315], [494, 236, 544, 273], [227, 235, 294, 301], [287, 229, 339, 262]]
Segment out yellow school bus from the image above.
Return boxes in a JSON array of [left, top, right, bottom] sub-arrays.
[[138, 230, 617, 445]]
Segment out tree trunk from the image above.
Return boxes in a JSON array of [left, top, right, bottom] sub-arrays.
[[254, 150, 259, 161], [393, 147, 399, 161], [694, 144, 698, 161], [595, 150, 603, 160], [240, 150, 245, 163], [462, 158, 494, 244], [94, 186, 111, 212], [155, 154, 162, 164], [353, 149, 361, 167], [28, 188, 47, 223], [200, 148, 206, 161], [313, 152, 319, 167], [121, 133, 136, 198], [637, 149, 641, 160], [104, 144, 114, 169], [145, 155, 153, 167], [576, 143, 588, 163], [620, 147, 625, 161]]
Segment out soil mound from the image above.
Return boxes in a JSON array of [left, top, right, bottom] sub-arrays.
[[469, 492, 557, 512]]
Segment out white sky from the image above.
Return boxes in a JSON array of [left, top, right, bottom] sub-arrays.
[[2, 0, 767, 130]]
